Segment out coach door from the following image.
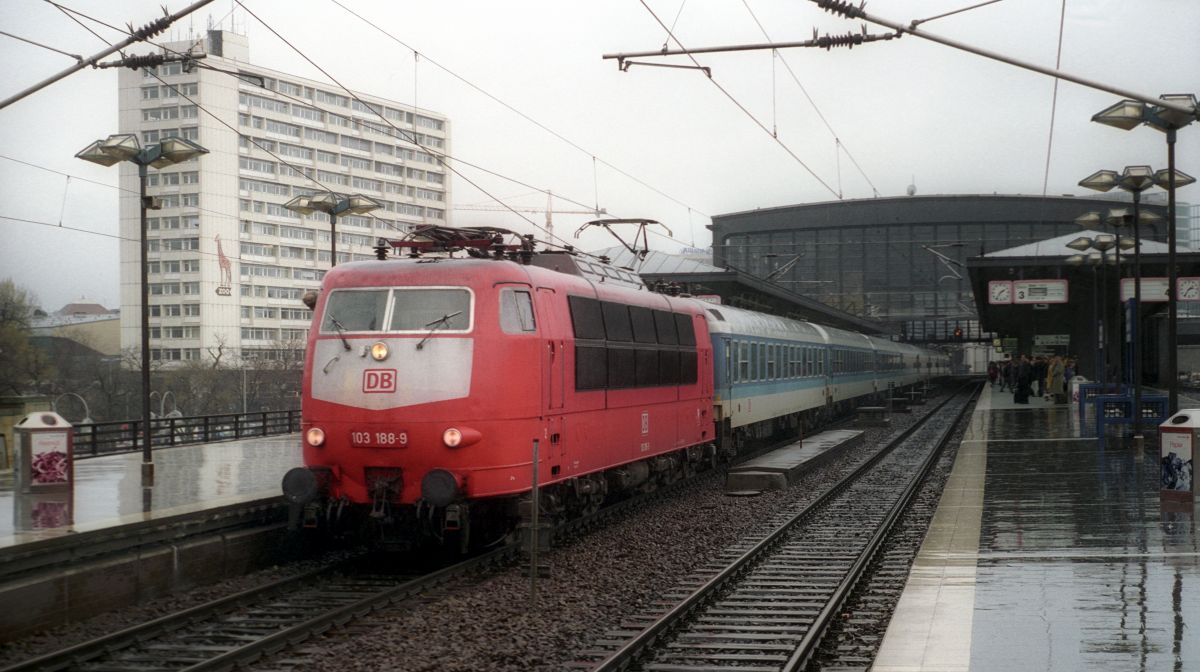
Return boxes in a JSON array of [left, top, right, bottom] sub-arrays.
[[537, 287, 565, 411]]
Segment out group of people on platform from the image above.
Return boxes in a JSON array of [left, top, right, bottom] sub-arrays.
[[987, 355, 1076, 405]]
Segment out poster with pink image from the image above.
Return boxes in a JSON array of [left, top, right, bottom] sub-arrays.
[[30, 433, 69, 485]]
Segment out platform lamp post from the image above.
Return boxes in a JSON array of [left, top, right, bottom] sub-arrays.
[[1075, 211, 1152, 384], [77, 134, 208, 491], [1080, 167, 1172, 448], [1066, 237, 1116, 384], [1093, 95, 1199, 415], [283, 192, 381, 267]]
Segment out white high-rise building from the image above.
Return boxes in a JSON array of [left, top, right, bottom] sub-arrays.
[[117, 30, 451, 365]]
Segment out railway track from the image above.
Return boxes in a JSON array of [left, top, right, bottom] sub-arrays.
[[3, 387, 948, 672], [574, 383, 978, 672], [0, 549, 511, 672]]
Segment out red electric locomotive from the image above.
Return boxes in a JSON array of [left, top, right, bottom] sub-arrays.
[[283, 228, 715, 549]]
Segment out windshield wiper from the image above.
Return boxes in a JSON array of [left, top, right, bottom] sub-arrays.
[[416, 311, 462, 350], [327, 315, 352, 351]]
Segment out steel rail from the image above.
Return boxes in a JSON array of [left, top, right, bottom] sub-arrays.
[[588, 383, 973, 671], [0, 561, 337, 672], [3, 390, 883, 671], [782, 383, 979, 671], [180, 545, 518, 672], [2, 544, 516, 672]]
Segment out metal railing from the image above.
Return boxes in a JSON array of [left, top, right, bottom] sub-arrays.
[[71, 409, 301, 458]]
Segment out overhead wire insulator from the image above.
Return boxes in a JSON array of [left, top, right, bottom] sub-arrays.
[[815, 0, 867, 20], [129, 14, 173, 41], [112, 53, 166, 70]]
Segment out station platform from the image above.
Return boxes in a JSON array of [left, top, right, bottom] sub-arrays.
[[0, 435, 300, 549], [873, 385, 1200, 671]]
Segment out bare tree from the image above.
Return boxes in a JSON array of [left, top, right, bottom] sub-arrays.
[[0, 278, 53, 395]]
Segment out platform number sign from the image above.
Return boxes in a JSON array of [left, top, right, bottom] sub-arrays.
[[641, 411, 649, 436]]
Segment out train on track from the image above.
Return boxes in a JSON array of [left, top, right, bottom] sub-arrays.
[[282, 226, 948, 550]]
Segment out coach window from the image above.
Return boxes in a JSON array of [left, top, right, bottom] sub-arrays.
[[739, 342, 750, 382], [499, 288, 536, 334], [758, 343, 766, 380], [750, 343, 759, 380], [726, 342, 735, 384]]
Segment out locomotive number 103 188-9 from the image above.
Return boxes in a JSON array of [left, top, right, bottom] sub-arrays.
[[350, 431, 408, 448]]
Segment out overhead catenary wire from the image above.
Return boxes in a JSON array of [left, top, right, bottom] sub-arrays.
[[41, 2, 390, 233], [46, 1, 547, 244], [38, 0, 708, 258], [739, 0, 880, 197], [233, 1, 711, 257], [232, 0, 581, 248], [1040, 0, 1067, 198], [0, 0, 216, 110], [635, 0, 842, 200], [0, 29, 81, 60], [327, 0, 710, 220]]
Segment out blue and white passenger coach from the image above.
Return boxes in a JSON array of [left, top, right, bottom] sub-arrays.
[[697, 301, 945, 450]]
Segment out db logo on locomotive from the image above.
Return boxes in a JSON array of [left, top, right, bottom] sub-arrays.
[[363, 369, 397, 393]]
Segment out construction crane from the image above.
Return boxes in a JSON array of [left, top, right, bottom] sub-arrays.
[[452, 191, 605, 242]]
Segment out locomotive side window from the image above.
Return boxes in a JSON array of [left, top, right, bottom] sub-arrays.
[[568, 296, 606, 340], [499, 289, 536, 334], [568, 295, 698, 391], [630, 306, 657, 343], [389, 289, 471, 331], [321, 289, 387, 332], [609, 345, 637, 388], [653, 310, 678, 345], [576, 345, 608, 390], [636, 349, 659, 387], [680, 350, 697, 385], [602, 302, 633, 341], [674, 313, 696, 346]]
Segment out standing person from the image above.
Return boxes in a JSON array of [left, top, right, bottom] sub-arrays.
[[1004, 357, 1017, 392], [1015, 354, 1033, 404], [1048, 356, 1066, 403], [988, 361, 999, 388], [1033, 356, 1047, 398]]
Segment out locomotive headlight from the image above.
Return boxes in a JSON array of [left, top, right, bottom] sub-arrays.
[[441, 426, 481, 448], [370, 341, 389, 361], [305, 427, 326, 447]]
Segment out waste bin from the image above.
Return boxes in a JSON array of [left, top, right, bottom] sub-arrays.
[[13, 411, 73, 494], [1159, 409, 1199, 499]]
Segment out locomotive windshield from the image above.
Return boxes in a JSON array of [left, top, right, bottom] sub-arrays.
[[320, 287, 472, 333]]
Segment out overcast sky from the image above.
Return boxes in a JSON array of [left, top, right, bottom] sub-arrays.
[[1, 0, 1197, 311]]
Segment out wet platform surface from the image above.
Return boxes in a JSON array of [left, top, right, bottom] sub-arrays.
[[874, 385, 1200, 672], [0, 435, 300, 549]]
